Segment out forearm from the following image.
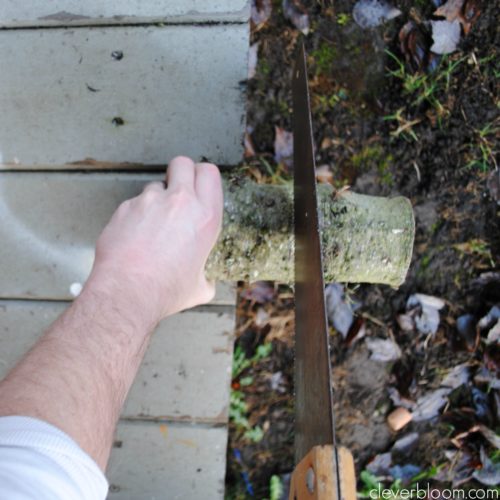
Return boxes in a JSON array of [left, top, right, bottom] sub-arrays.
[[0, 156, 222, 474], [0, 275, 156, 470]]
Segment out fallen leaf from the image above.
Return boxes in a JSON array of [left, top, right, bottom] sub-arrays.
[[269, 371, 287, 393], [389, 464, 422, 482], [435, 0, 481, 34], [251, 0, 272, 29], [352, 0, 401, 29], [471, 387, 490, 420], [325, 284, 354, 338], [392, 432, 419, 455], [412, 388, 450, 421], [282, 0, 309, 34], [435, 449, 476, 486], [240, 282, 276, 304], [366, 337, 402, 362], [316, 164, 334, 184], [345, 317, 366, 346], [412, 293, 446, 310], [366, 452, 392, 475], [456, 313, 479, 351], [244, 126, 256, 158], [434, 0, 465, 22], [396, 313, 415, 332], [248, 42, 259, 79], [388, 387, 417, 410], [478, 305, 500, 331], [486, 320, 500, 345], [478, 424, 500, 450], [473, 366, 500, 389], [407, 293, 445, 335], [430, 19, 461, 55], [441, 363, 470, 389], [274, 126, 294, 169], [473, 448, 500, 486], [399, 21, 431, 72], [255, 307, 270, 327]]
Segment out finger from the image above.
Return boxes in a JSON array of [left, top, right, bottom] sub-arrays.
[[195, 163, 223, 215], [166, 156, 196, 192], [142, 181, 165, 195]]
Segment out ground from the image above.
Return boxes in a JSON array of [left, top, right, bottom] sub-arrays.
[[225, 0, 499, 498]]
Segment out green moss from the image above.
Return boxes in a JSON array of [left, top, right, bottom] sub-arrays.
[[351, 144, 394, 186]]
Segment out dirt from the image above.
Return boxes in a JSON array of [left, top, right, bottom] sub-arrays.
[[226, 0, 499, 498]]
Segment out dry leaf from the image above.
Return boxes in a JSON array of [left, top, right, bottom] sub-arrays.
[[366, 337, 402, 362], [274, 126, 293, 169], [353, 0, 401, 29], [244, 127, 256, 158], [316, 164, 334, 184], [430, 19, 461, 54], [248, 42, 259, 79], [282, 0, 309, 34], [434, 0, 481, 34], [251, 0, 272, 28]]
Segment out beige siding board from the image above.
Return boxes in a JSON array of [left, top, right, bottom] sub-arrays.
[[0, 25, 248, 167], [0, 173, 236, 303], [107, 422, 227, 499], [0, 0, 249, 27], [0, 301, 235, 419]]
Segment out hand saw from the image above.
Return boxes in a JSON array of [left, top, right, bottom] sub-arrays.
[[289, 42, 357, 500]]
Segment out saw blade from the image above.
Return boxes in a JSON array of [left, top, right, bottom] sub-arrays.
[[292, 41, 337, 464]]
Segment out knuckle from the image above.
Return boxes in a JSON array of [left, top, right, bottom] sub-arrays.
[[199, 162, 220, 177], [169, 187, 193, 206], [141, 190, 159, 204]]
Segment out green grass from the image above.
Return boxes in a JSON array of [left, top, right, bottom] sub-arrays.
[[385, 50, 466, 129], [464, 121, 499, 172]]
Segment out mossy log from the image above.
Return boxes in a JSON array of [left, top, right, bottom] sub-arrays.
[[205, 179, 415, 286]]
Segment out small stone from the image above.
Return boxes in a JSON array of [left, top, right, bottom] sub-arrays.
[[387, 407, 412, 431]]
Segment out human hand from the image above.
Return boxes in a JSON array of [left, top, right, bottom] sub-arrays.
[[85, 156, 223, 326]]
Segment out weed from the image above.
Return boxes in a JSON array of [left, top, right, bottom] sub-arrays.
[[464, 121, 499, 172], [311, 41, 337, 76], [358, 465, 441, 498], [336, 13, 351, 26], [230, 343, 273, 442], [358, 470, 383, 498], [257, 156, 291, 183], [383, 108, 421, 142], [244, 425, 264, 443], [232, 343, 272, 378], [420, 254, 431, 270], [315, 88, 347, 112], [454, 238, 494, 268], [385, 50, 466, 129], [269, 475, 284, 500]]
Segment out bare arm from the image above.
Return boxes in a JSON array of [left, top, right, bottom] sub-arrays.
[[0, 156, 223, 470]]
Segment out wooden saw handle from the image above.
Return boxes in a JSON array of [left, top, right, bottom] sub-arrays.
[[289, 446, 356, 500]]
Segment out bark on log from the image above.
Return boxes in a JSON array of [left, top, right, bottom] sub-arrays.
[[205, 179, 415, 287]]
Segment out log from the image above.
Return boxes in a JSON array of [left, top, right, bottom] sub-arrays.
[[205, 179, 415, 286]]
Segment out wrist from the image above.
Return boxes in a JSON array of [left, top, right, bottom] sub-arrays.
[[81, 268, 162, 334]]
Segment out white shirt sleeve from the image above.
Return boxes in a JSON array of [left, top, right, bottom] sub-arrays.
[[0, 416, 109, 500]]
